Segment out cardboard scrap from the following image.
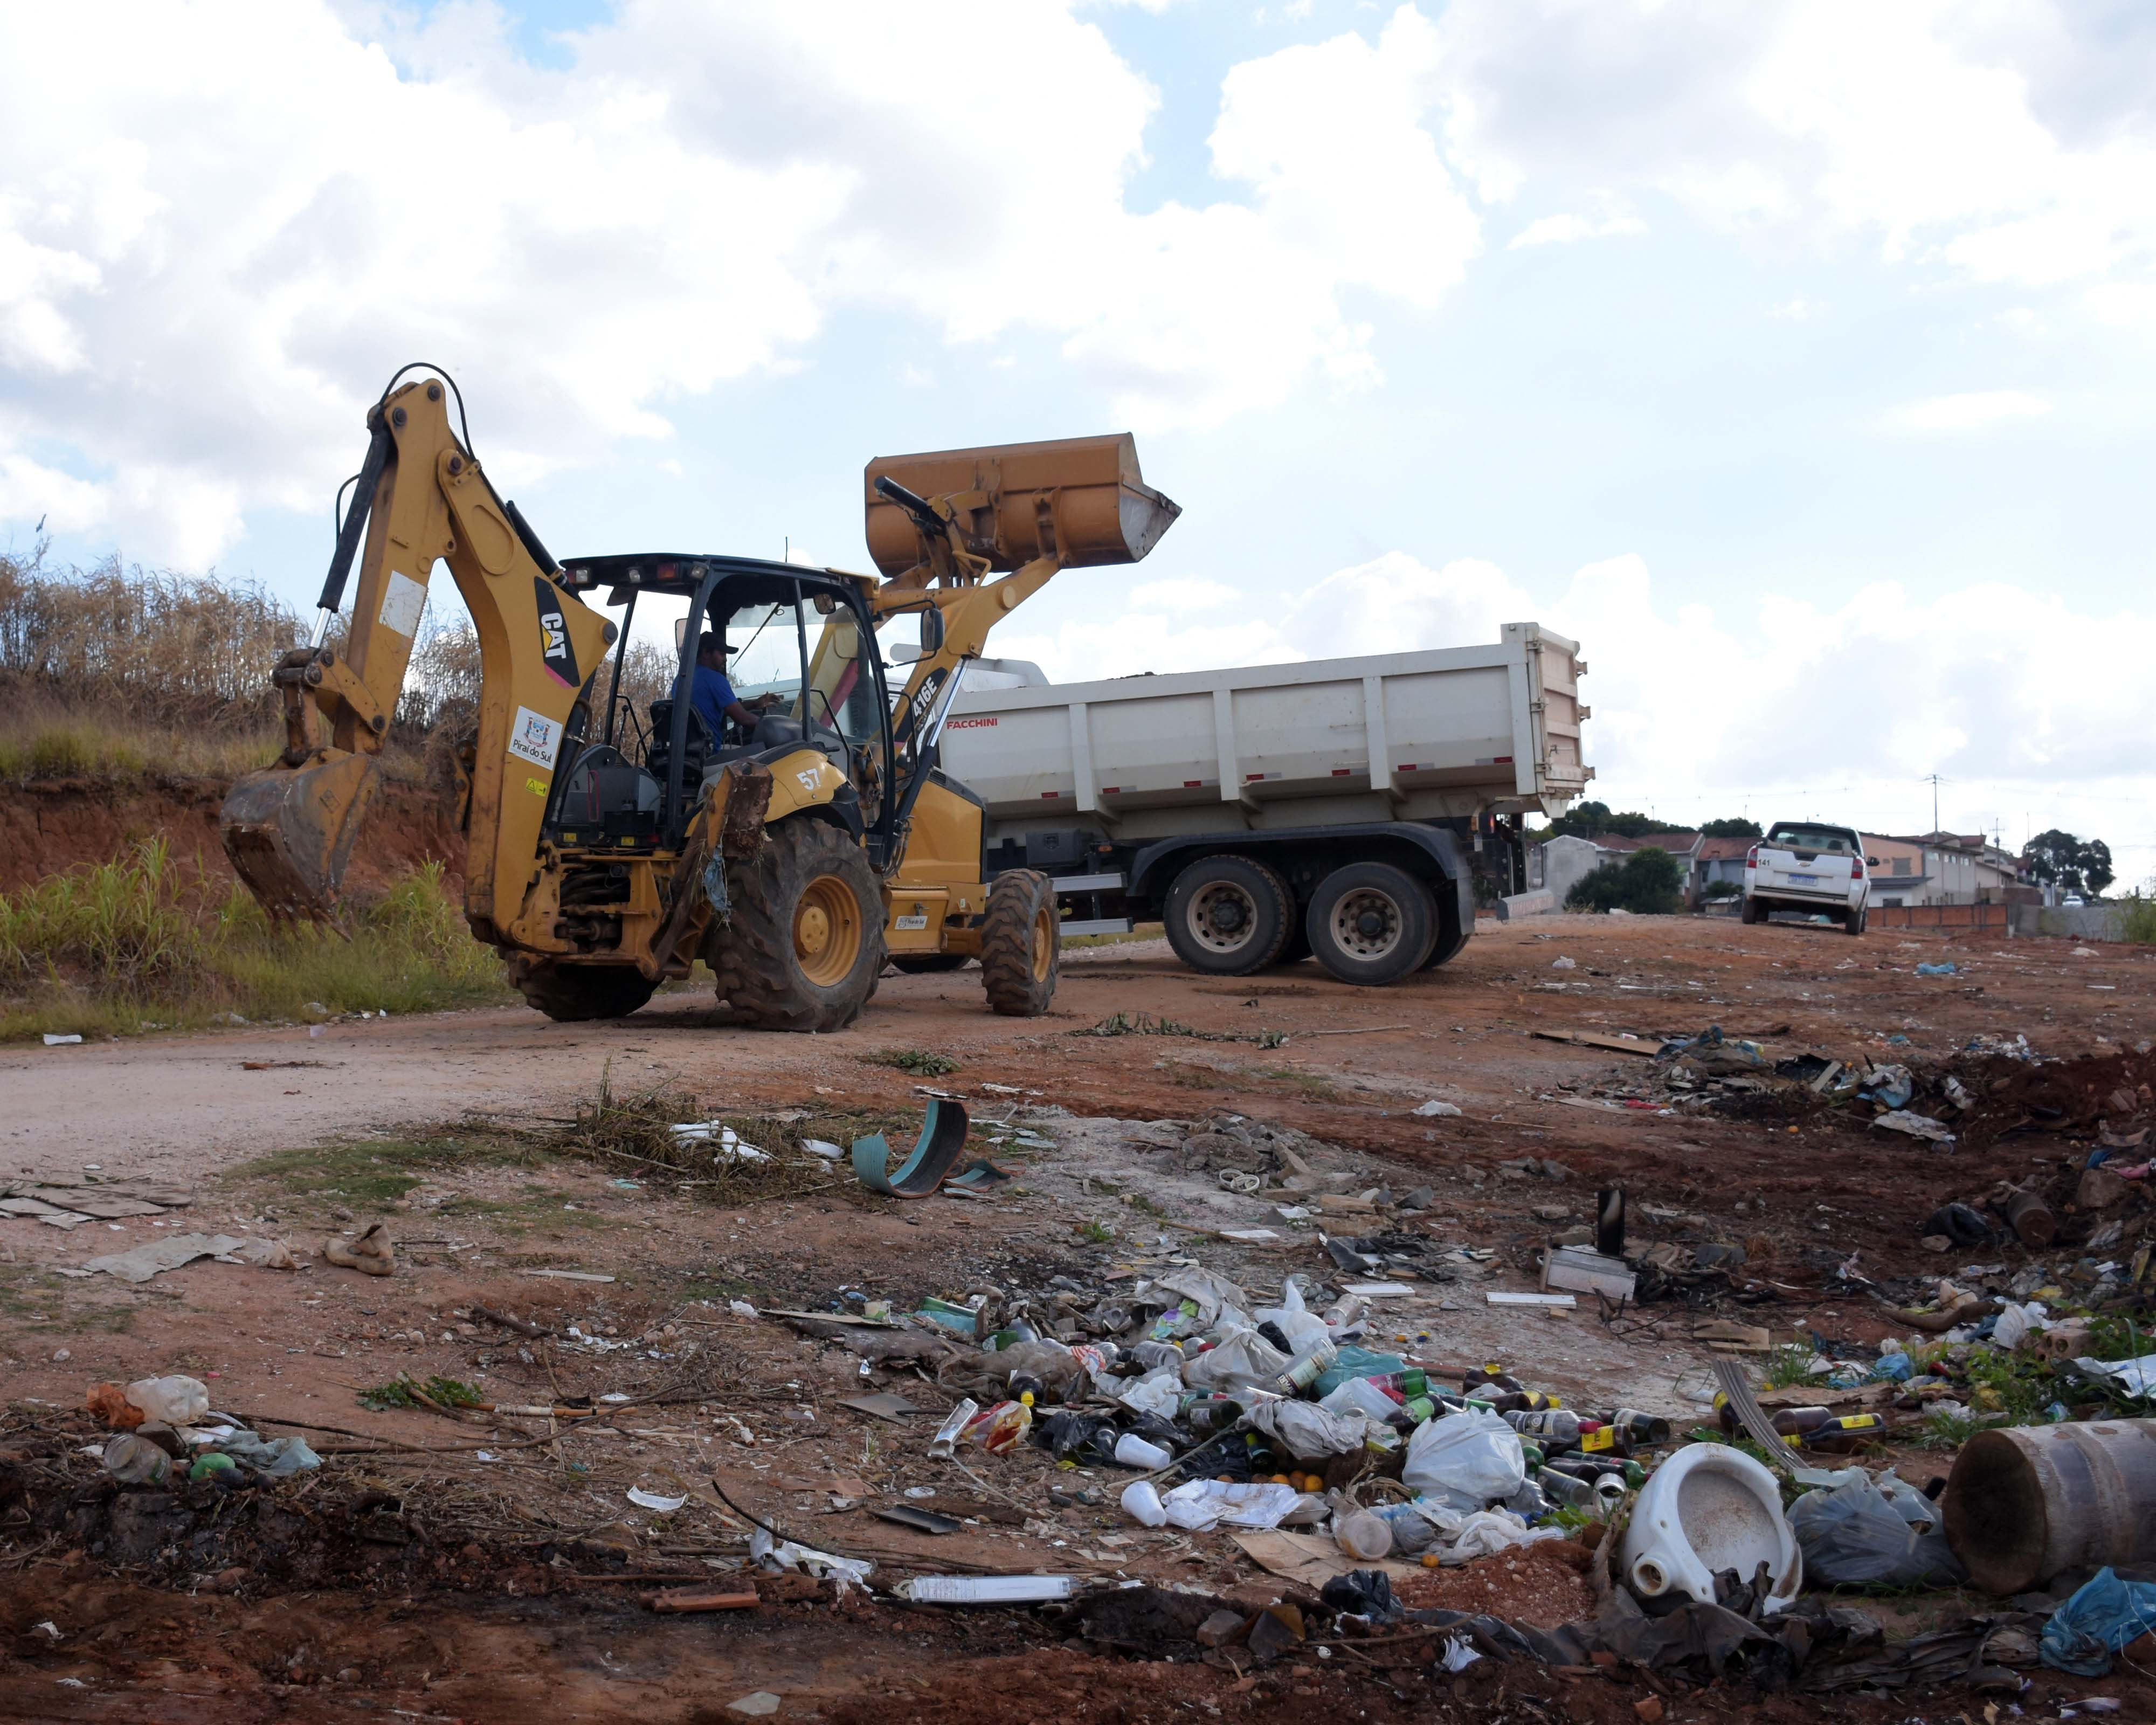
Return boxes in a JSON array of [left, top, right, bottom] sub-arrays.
[[1230, 1528, 1422, 1588], [80, 1233, 299, 1283]]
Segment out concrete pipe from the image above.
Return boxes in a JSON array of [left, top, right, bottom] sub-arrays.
[[1943, 1418, 2156, 1594]]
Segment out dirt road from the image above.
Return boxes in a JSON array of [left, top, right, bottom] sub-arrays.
[[4, 913, 2151, 1721]]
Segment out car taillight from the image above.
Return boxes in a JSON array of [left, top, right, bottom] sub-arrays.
[[1851, 857, 1864, 879], [1745, 844, 1759, 869]]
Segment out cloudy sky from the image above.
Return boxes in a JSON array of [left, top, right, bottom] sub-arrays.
[[4, 1, 2153, 874]]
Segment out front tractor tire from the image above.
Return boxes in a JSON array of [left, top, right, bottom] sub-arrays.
[[981, 869, 1059, 1017], [508, 958, 657, 1023], [708, 819, 886, 1032]]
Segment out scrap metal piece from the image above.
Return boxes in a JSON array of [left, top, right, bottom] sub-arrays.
[[849, 1100, 972, 1199], [1710, 1357, 1805, 1476]]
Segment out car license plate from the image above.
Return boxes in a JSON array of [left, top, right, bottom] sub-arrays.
[[1789, 872, 1820, 884]]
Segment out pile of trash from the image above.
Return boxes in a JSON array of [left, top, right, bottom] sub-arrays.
[[80, 1374, 321, 1486]]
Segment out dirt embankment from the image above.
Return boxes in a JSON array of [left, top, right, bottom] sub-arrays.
[[0, 775, 465, 896]]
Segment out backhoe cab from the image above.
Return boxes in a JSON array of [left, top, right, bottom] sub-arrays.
[[219, 368, 1179, 1031]]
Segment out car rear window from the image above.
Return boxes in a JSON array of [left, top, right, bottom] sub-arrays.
[[1768, 826, 1856, 853]]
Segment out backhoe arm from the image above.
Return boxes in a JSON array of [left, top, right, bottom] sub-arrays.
[[222, 374, 615, 935]]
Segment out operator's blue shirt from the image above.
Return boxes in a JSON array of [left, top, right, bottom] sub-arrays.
[[689, 665, 737, 740]]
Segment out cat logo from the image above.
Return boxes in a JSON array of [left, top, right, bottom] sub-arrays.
[[534, 576, 581, 689]]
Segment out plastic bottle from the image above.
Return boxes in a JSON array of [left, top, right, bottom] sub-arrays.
[[1266, 1336, 1339, 1396], [1121, 1480, 1167, 1526], [1363, 1370, 1432, 1401], [125, 1375, 209, 1426], [1113, 1432, 1172, 1470], [1332, 1507, 1394, 1561], [1537, 1467, 1622, 1514], [101, 1433, 171, 1486], [1131, 1340, 1185, 1374], [1463, 1367, 1523, 1392], [1488, 1389, 1564, 1414], [1370, 1501, 1447, 1554], [1544, 1454, 1646, 1490]]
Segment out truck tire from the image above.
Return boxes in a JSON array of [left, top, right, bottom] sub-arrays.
[[1845, 905, 1867, 937], [981, 868, 1059, 1017], [1306, 862, 1438, 986], [508, 958, 657, 1022], [708, 819, 886, 1032], [1270, 923, 1312, 967], [1740, 895, 1761, 925], [892, 954, 971, 974], [1420, 883, 1468, 969], [1163, 855, 1294, 976]]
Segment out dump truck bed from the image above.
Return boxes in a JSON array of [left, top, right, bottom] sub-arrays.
[[941, 622, 1589, 844]]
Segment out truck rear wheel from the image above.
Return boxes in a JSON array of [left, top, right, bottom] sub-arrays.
[[508, 958, 657, 1022], [1307, 862, 1437, 986], [981, 869, 1059, 1016], [1164, 855, 1294, 976], [708, 819, 885, 1032]]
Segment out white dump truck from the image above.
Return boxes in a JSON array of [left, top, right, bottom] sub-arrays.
[[933, 623, 1591, 985]]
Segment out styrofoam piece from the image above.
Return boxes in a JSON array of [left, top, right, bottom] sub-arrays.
[[897, 1574, 1074, 1604], [1618, 1444, 1801, 1609]]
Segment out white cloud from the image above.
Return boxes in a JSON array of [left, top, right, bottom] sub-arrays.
[[1003, 547, 2156, 861], [0, 1, 1482, 561], [1128, 576, 1243, 613], [1507, 208, 1646, 249], [1894, 389, 2051, 430], [1429, 1, 2156, 290]]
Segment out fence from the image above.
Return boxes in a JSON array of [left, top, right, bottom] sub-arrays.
[[1868, 902, 2011, 933]]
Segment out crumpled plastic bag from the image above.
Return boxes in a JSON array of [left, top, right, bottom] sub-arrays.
[[1137, 1266, 1247, 1326], [1400, 1409, 1524, 1511], [1183, 1329, 1292, 1392], [1158, 1479, 1303, 1531], [1788, 1474, 1962, 1589], [2040, 1567, 2156, 1675], [1254, 1279, 1331, 1356], [1244, 1399, 1369, 1462], [211, 1428, 323, 1478], [1318, 1376, 1401, 1422], [1434, 1509, 1564, 1565], [1314, 1346, 1405, 1399], [749, 1525, 874, 1591], [1117, 1368, 1184, 1419]]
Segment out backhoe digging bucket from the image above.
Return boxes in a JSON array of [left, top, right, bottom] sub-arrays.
[[220, 751, 382, 922], [863, 433, 1179, 576]]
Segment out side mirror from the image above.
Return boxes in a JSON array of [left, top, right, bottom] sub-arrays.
[[887, 642, 923, 664], [674, 615, 688, 651], [1865, 857, 1881, 867], [920, 605, 944, 655]]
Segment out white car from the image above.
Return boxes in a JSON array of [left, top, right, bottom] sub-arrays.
[[1743, 822, 1872, 936]]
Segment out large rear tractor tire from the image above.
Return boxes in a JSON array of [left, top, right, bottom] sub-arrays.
[[508, 958, 657, 1023], [981, 869, 1059, 1017], [708, 819, 885, 1032], [1306, 862, 1438, 986], [1163, 854, 1294, 976]]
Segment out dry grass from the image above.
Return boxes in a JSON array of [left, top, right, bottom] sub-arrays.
[[531, 1071, 839, 1204]]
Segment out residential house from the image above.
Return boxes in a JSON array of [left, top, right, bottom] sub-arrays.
[[1692, 836, 1754, 907], [1864, 833, 2028, 907], [1531, 831, 1702, 908]]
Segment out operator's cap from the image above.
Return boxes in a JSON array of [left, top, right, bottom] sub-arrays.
[[697, 631, 729, 657]]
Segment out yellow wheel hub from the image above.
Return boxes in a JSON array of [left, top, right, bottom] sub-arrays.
[[794, 875, 861, 987], [1031, 904, 1054, 979]]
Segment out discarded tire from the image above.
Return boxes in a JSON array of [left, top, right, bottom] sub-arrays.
[[1943, 1418, 2156, 1595]]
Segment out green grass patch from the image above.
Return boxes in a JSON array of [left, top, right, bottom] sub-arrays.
[[1, 843, 519, 1043], [229, 1130, 524, 1205], [1762, 1343, 1816, 1390], [357, 1372, 485, 1412], [860, 1048, 959, 1077], [1074, 1010, 1286, 1048]]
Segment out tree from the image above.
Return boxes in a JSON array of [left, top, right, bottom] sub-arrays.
[[1546, 799, 1687, 840], [2027, 830, 2114, 899], [1567, 846, 1684, 915], [1700, 817, 1761, 838]]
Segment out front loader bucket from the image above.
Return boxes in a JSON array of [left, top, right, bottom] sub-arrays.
[[864, 433, 1179, 577], [220, 750, 382, 922]]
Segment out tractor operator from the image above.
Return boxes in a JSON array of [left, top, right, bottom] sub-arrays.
[[690, 632, 782, 740]]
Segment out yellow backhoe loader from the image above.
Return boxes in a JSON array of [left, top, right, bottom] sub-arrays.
[[219, 365, 1178, 1030]]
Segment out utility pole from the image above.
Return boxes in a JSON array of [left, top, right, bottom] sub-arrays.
[[1922, 773, 1946, 838]]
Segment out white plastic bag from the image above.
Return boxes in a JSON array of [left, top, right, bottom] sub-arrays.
[[125, 1376, 209, 1426], [1183, 1328, 1292, 1392], [1245, 1399, 1367, 1461], [1158, 1480, 1302, 1531], [1319, 1377, 1402, 1422], [1118, 1368, 1184, 1419], [1401, 1409, 1524, 1510], [1437, 1509, 1563, 1564], [1255, 1278, 1332, 1355]]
